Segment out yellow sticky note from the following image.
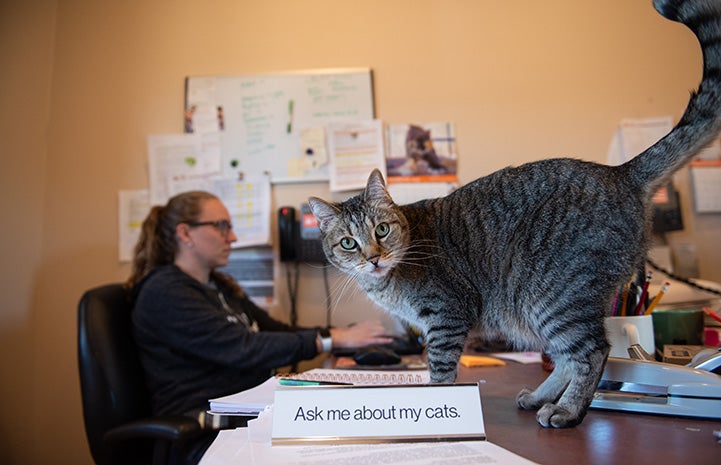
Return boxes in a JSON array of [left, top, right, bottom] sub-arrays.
[[459, 355, 506, 367]]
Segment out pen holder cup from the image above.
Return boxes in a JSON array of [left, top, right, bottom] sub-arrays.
[[604, 315, 655, 359]]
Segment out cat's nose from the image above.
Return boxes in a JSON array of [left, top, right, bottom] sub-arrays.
[[367, 255, 380, 267]]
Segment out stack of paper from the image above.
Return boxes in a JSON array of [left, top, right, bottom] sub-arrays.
[[200, 421, 540, 465], [208, 368, 431, 415], [209, 377, 280, 415]]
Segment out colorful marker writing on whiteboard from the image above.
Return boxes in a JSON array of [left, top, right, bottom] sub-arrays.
[[287, 99, 294, 133]]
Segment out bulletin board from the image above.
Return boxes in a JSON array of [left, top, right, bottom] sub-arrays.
[[184, 68, 375, 183]]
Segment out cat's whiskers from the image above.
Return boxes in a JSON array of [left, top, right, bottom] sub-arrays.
[[393, 242, 445, 266], [326, 268, 365, 316]]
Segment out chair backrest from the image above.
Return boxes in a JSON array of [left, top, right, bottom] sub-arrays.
[[78, 283, 153, 464]]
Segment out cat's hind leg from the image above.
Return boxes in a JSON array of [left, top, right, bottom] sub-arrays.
[[516, 360, 572, 410], [533, 348, 609, 428]]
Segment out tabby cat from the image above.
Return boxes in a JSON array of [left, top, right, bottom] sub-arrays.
[[308, 0, 721, 428]]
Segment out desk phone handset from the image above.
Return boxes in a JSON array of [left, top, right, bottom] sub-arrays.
[[277, 205, 327, 263]]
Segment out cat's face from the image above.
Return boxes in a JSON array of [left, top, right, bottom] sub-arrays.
[[308, 170, 409, 279]]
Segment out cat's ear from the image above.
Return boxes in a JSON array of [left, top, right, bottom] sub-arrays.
[[364, 169, 393, 205], [307, 197, 339, 230]]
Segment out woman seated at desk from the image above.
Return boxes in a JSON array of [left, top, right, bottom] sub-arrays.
[[127, 191, 391, 427]]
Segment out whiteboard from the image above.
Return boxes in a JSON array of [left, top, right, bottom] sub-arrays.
[[185, 68, 375, 183]]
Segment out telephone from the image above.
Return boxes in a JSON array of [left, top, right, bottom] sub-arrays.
[[277, 204, 327, 263]]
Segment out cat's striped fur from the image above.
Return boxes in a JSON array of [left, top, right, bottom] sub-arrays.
[[308, 0, 721, 428]]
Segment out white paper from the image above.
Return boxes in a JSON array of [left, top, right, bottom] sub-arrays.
[[186, 76, 218, 108], [327, 120, 386, 191], [690, 165, 721, 212], [298, 126, 328, 169], [211, 174, 271, 248], [147, 133, 222, 205], [387, 182, 457, 205], [200, 423, 539, 465], [188, 103, 223, 135], [118, 189, 150, 262], [257, 440, 539, 465], [198, 428, 249, 465], [209, 377, 279, 414]]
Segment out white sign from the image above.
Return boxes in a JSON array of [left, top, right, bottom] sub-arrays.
[[271, 383, 485, 445]]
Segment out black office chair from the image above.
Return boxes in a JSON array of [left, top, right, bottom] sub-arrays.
[[77, 283, 214, 465]]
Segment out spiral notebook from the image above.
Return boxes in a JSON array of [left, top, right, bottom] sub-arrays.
[[209, 368, 430, 415], [279, 367, 430, 385]]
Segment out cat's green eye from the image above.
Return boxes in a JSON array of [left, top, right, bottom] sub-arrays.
[[375, 223, 390, 238], [340, 237, 357, 250]]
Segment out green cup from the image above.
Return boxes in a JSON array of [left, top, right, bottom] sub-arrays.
[[651, 308, 705, 350]]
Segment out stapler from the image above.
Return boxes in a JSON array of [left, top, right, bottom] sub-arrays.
[[590, 351, 721, 420]]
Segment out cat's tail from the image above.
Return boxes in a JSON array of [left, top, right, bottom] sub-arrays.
[[624, 0, 721, 193]]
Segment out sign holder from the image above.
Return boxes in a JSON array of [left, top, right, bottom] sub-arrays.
[[271, 383, 486, 445]]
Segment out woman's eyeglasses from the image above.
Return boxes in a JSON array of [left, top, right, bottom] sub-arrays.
[[186, 220, 234, 236]]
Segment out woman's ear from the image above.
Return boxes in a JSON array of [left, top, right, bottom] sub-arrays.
[[176, 222, 192, 244]]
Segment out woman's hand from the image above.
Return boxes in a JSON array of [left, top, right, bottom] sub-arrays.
[[330, 320, 394, 349]]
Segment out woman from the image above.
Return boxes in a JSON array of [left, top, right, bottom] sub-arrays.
[[127, 191, 391, 421]]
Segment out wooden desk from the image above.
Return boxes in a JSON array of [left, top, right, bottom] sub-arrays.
[[458, 359, 720, 465]]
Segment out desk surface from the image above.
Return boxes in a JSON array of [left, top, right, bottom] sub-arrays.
[[458, 358, 720, 465]]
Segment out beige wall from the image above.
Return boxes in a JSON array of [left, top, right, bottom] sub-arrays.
[[2, 1, 719, 463], [0, 1, 56, 463]]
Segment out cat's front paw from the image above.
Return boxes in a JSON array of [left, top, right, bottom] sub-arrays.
[[516, 388, 544, 410], [536, 403, 582, 428]]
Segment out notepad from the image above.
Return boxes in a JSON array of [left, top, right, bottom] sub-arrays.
[[281, 367, 430, 385], [208, 368, 431, 415]]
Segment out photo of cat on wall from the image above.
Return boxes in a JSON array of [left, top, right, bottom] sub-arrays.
[[386, 122, 458, 181]]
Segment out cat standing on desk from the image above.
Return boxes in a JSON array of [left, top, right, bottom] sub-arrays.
[[308, 0, 721, 428]]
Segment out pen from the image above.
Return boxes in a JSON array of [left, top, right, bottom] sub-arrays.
[[703, 306, 721, 324], [610, 292, 619, 316], [620, 283, 629, 316], [278, 378, 352, 386], [644, 281, 670, 315], [634, 272, 652, 315]]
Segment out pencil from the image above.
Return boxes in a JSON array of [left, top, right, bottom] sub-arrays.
[[644, 282, 670, 315]]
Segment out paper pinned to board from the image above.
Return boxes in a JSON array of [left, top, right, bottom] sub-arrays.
[[327, 120, 386, 192]]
